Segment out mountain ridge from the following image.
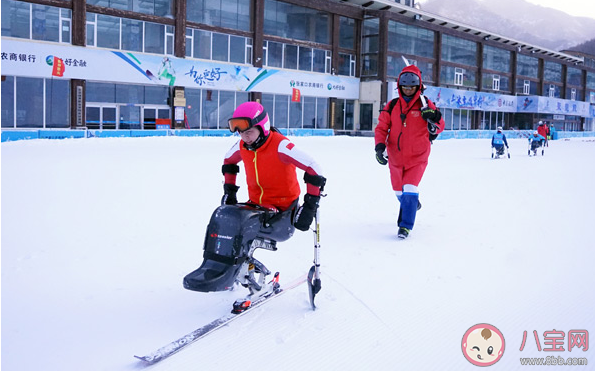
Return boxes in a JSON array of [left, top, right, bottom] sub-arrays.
[[418, 0, 595, 51]]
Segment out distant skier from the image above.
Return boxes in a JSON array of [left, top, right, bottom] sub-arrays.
[[528, 131, 545, 156], [549, 123, 556, 141], [491, 126, 509, 158], [183, 101, 326, 312], [374, 65, 445, 239]]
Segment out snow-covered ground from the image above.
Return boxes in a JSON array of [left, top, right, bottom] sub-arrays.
[[2, 135, 594, 371]]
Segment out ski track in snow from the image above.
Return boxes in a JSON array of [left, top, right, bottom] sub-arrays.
[[2, 136, 595, 370]]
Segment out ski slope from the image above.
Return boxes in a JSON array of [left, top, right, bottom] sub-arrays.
[[2, 135, 594, 370]]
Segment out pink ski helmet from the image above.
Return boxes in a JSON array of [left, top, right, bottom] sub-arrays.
[[228, 102, 270, 136]]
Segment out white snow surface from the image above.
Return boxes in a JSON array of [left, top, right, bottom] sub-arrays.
[[2, 136, 594, 371]]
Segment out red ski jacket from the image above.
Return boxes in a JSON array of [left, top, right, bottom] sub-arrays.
[[537, 124, 548, 139], [223, 131, 322, 210], [375, 66, 445, 189]]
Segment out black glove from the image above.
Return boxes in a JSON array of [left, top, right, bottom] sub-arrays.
[[427, 122, 439, 135], [221, 184, 239, 205], [421, 107, 441, 123], [375, 143, 388, 165], [294, 194, 320, 231]]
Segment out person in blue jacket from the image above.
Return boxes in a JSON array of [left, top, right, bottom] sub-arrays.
[[491, 126, 509, 156], [549, 124, 557, 140], [528, 131, 545, 153]]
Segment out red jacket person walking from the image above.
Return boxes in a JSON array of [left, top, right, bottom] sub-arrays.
[[374, 65, 445, 239]]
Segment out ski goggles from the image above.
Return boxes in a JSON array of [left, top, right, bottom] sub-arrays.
[[228, 111, 267, 133]]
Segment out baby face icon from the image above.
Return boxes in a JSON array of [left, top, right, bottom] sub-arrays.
[[462, 324, 505, 366]]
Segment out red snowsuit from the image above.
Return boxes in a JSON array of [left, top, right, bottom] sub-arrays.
[[223, 130, 322, 211], [537, 124, 548, 139], [374, 65, 445, 191]]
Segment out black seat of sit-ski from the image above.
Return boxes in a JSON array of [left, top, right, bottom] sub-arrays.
[[183, 202, 296, 293]]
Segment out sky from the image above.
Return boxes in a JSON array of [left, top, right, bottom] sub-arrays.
[[2, 135, 594, 370], [417, 0, 595, 20], [524, 0, 595, 19]]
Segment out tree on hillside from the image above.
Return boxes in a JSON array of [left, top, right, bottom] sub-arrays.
[[567, 38, 595, 56]]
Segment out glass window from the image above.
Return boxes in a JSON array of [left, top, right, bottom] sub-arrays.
[[334, 99, 344, 130], [316, 98, 328, 129], [567, 67, 582, 86], [185, 28, 193, 57], [1, 0, 31, 39], [61, 9, 71, 43], [205, 0, 222, 27], [516, 54, 538, 78], [544, 83, 561, 98], [45, 79, 70, 128], [186, 0, 251, 31], [219, 90, 235, 127], [566, 87, 582, 101], [116, 84, 144, 103], [88, 0, 173, 17], [362, 34, 378, 54], [193, 29, 211, 59], [221, 0, 244, 30], [1, 76, 15, 128], [144, 22, 165, 54], [516, 78, 537, 95], [145, 86, 169, 105], [345, 100, 354, 130], [202, 90, 218, 128], [86, 13, 96, 46], [544, 61, 562, 82], [388, 21, 434, 58], [264, 0, 329, 44], [441, 35, 477, 66], [420, 61, 434, 84], [298, 47, 312, 72], [339, 17, 356, 50], [338, 53, 354, 76], [212, 33, 229, 61], [96, 14, 120, 49], [313, 49, 327, 73], [289, 100, 303, 128], [362, 55, 378, 76], [440, 65, 477, 89], [483, 45, 511, 72], [229, 35, 247, 64], [587, 72, 595, 89], [86, 82, 116, 102], [274, 95, 289, 128], [303, 96, 316, 128], [32, 5, 59, 42], [238, 0, 251, 31], [16, 77, 44, 128], [387, 55, 400, 77], [261, 94, 275, 125], [122, 19, 143, 52], [482, 73, 510, 92], [184, 88, 201, 128], [153, 0, 173, 17], [500, 76, 512, 93], [1, 1, 71, 42], [284, 45, 298, 70], [266, 40, 283, 68], [363, 17, 378, 36], [235, 92, 249, 108], [186, 0, 204, 24]]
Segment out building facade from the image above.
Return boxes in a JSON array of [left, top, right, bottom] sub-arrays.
[[2, 0, 595, 133]]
